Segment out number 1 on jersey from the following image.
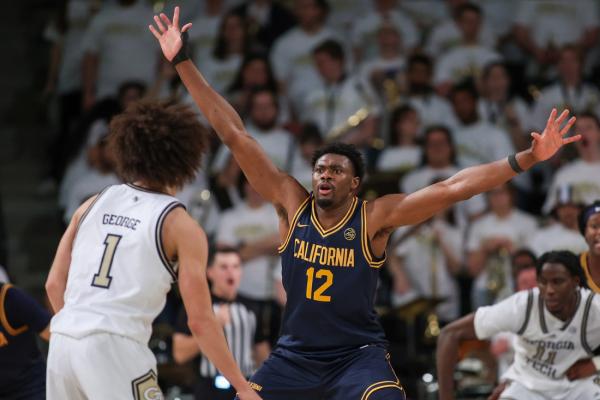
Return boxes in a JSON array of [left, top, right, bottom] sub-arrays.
[[92, 234, 122, 289]]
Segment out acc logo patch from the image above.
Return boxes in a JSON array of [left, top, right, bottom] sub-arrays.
[[344, 228, 356, 241], [132, 370, 163, 400]]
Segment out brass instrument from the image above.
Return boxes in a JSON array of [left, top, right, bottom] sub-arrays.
[[424, 234, 441, 341], [325, 106, 372, 142], [485, 247, 510, 302]]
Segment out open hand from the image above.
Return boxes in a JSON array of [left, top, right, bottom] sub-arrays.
[[148, 6, 192, 62], [530, 109, 580, 162]]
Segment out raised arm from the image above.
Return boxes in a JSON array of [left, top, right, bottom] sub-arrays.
[[148, 8, 307, 216], [370, 109, 579, 231]]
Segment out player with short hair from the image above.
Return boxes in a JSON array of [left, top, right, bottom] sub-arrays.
[[45, 100, 261, 400], [437, 251, 600, 400], [149, 7, 580, 399]]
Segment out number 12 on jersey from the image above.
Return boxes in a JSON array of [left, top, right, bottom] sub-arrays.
[[305, 267, 333, 302], [92, 234, 122, 289]]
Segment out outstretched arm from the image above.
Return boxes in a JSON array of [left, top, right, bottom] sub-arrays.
[[149, 8, 307, 216], [370, 109, 579, 230], [436, 314, 478, 400]]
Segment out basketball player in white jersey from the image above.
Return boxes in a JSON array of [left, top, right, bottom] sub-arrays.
[[44, 101, 261, 400], [437, 251, 600, 400]]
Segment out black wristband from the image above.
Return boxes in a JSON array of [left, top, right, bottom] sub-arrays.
[[508, 153, 524, 174], [171, 31, 190, 66]]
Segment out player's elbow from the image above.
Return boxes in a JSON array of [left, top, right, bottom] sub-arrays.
[[45, 276, 61, 300], [186, 313, 213, 337], [444, 177, 474, 203], [221, 127, 249, 148]]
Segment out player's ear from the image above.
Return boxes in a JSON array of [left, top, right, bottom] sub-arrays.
[[351, 176, 359, 191]]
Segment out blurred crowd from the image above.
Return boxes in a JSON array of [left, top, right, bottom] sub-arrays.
[[4, 0, 600, 397]]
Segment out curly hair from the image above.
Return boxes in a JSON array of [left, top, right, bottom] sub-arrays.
[[108, 100, 209, 189], [311, 142, 365, 182]]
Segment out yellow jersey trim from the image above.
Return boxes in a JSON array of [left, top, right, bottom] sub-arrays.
[[581, 252, 600, 294], [278, 196, 311, 254], [0, 284, 29, 336], [310, 196, 358, 238], [360, 353, 404, 400], [360, 202, 386, 268]]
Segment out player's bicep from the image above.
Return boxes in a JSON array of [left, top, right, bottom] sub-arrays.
[[46, 196, 96, 295], [171, 215, 213, 324]]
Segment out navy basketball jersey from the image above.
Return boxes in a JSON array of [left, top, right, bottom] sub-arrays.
[[277, 194, 387, 351]]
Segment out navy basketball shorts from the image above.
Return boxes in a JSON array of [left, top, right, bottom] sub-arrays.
[[237, 344, 405, 400]]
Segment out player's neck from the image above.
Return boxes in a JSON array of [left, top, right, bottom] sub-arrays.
[[132, 181, 175, 196], [315, 195, 355, 229]]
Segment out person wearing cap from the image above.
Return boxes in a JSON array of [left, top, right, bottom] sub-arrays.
[[527, 185, 588, 256]]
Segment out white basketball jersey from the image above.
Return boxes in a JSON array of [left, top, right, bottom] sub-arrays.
[[51, 184, 182, 344], [504, 287, 600, 394]]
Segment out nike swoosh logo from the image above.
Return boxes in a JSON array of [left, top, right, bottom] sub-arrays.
[[297, 223, 310, 228]]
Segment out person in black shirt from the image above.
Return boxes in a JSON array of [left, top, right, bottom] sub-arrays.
[[0, 283, 51, 399], [173, 247, 269, 400]]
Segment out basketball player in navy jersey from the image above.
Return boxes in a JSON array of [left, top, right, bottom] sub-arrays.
[[149, 7, 580, 399]]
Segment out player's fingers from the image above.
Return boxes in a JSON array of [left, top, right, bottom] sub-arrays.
[[555, 109, 570, 126], [560, 116, 576, 136], [181, 23, 193, 32], [153, 15, 166, 33], [547, 108, 557, 126], [160, 13, 172, 27], [563, 134, 582, 145], [148, 25, 161, 40], [173, 6, 180, 28]]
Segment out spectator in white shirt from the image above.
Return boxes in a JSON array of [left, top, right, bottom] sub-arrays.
[[81, 0, 156, 109], [300, 40, 377, 148], [532, 45, 600, 132], [201, 12, 248, 95], [425, 0, 497, 57], [389, 204, 463, 323], [544, 112, 600, 214], [226, 53, 280, 117], [528, 186, 588, 257], [478, 61, 531, 150], [351, 0, 418, 63], [449, 82, 514, 168], [376, 105, 421, 173], [215, 178, 283, 345], [404, 54, 457, 130], [214, 88, 302, 203], [270, 0, 339, 114], [359, 22, 406, 113], [187, 0, 228, 69], [401, 126, 486, 228], [467, 183, 538, 308], [434, 3, 502, 95], [513, 0, 599, 75]]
